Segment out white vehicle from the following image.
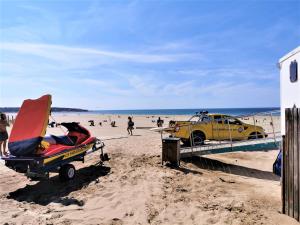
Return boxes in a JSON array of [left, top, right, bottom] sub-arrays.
[[278, 46, 300, 135]]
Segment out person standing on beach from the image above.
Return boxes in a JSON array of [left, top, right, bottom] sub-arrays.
[[157, 117, 164, 127], [0, 113, 9, 156], [127, 117, 134, 135]]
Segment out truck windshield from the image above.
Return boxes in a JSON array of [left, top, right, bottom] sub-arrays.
[[188, 114, 211, 122], [188, 115, 201, 122]]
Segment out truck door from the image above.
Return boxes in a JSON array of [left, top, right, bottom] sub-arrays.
[[223, 116, 244, 140], [212, 115, 225, 140], [199, 115, 213, 139]]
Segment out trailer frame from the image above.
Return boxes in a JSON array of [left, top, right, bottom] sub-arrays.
[[2, 138, 108, 181]]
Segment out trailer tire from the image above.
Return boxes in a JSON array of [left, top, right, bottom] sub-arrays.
[[29, 177, 41, 181], [59, 164, 76, 181], [100, 153, 109, 161]]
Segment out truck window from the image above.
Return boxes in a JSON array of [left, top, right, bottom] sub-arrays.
[[214, 115, 223, 124], [201, 116, 211, 122], [189, 115, 200, 122], [225, 117, 242, 125]]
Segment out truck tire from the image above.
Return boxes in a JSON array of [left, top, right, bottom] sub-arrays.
[[59, 164, 76, 181], [191, 131, 205, 146]]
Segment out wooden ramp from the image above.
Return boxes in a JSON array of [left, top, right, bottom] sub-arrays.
[[181, 137, 281, 158]]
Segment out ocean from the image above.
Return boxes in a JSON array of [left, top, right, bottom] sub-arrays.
[[85, 107, 280, 116]]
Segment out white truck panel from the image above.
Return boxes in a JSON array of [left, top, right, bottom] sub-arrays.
[[279, 46, 300, 135]]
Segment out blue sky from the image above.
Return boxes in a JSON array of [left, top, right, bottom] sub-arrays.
[[0, 0, 299, 109]]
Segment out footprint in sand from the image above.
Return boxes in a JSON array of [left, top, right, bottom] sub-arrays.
[[125, 211, 134, 217], [206, 217, 219, 224], [102, 192, 114, 198], [112, 200, 122, 208], [110, 218, 123, 225]]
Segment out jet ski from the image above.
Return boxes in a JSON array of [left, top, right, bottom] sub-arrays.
[[2, 95, 108, 181]]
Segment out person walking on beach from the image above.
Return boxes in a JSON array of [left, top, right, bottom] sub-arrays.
[[127, 117, 134, 135], [0, 113, 9, 156], [157, 117, 164, 127]]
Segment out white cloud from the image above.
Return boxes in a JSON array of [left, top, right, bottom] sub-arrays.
[[0, 42, 195, 66], [177, 67, 277, 81]]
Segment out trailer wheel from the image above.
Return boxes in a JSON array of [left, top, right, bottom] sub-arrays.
[[104, 153, 109, 161], [100, 153, 109, 161], [59, 164, 76, 181]]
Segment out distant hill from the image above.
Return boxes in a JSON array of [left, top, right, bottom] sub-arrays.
[[0, 107, 88, 113]]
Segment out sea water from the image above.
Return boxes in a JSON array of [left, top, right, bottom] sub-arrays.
[[86, 108, 280, 116]]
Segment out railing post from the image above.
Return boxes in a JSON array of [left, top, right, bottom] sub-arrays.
[[253, 115, 258, 139], [270, 112, 276, 144], [189, 124, 194, 156], [227, 118, 233, 150], [217, 119, 221, 145]]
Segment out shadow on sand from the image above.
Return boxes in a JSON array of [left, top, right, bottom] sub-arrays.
[[8, 164, 111, 206], [182, 156, 279, 181], [165, 163, 203, 175]]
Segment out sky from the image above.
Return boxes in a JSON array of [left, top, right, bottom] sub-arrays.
[[0, 0, 299, 110]]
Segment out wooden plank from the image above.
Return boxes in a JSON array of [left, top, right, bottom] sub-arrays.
[[291, 108, 294, 218], [295, 109, 300, 221], [289, 108, 294, 217], [282, 135, 286, 214], [285, 121, 289, 215], [283, 108, 300, 221], [285, 114, 289, 215], [293, 107, 299, 220]]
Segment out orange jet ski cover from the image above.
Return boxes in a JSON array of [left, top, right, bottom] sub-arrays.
[[8, 95, 52, 156]]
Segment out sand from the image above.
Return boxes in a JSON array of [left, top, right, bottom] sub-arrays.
[[0, 114, 298, 225]]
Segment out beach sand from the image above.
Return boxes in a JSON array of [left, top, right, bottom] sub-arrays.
[[0, 114, 298, 225]]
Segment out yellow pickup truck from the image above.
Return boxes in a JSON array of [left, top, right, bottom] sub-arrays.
[[167, 112, 267, 146]]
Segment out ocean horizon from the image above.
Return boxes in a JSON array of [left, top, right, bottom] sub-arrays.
[[83, 107, 280, 116], [2, 107, 280, 116]]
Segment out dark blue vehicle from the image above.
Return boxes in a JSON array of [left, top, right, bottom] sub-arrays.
[[273, 150, 282, 176]]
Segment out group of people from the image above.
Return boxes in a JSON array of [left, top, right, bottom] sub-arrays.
[[127, 116, 164, 135], [88, 117, 135, 135], [87, 117, 134, 135], [0, 113, 9, 156]]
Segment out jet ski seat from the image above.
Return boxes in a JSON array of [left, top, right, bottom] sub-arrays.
[[50, 131, 89, 146], [50, 135, 77, 146], [68, 131, 88, 145]]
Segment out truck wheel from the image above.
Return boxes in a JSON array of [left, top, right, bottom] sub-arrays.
[[191, 131, 205, 146], [59, 164, 76, 181]]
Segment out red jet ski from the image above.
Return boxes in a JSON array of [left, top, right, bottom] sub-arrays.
[[2, 95, 108, 181]]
